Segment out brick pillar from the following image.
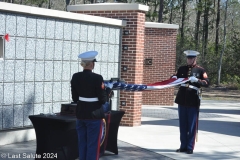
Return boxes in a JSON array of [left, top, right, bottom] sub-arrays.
[[68, 3, 149, 126], [143, 22, 179, 105]]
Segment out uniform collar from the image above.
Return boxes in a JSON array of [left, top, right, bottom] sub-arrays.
[[187, 64, 196, 68], [83, 69, 92, 72]]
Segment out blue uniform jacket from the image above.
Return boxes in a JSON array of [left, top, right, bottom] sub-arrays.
[[71, 69, 107, 119], [175, 65, 209, 107]]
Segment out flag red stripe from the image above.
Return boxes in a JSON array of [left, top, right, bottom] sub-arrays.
[[147, 78, 188, 86]]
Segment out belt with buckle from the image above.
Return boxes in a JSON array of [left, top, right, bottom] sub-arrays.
[[79, 97, 99, 102], [180, 84, 202, 100], [181, 84, 199, 91]]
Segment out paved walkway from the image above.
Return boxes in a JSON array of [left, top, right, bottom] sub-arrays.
[[0, 99, 239, 160], [119, 100, 240, 160]]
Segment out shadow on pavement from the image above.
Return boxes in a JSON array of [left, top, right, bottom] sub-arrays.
[[100, 141, 174, 160], [161, 106, 240, 116], [0, 140, 174, 160], [149, 149, 240, 160], [199, 108, 240, 115], [141, 119, 240, 137]]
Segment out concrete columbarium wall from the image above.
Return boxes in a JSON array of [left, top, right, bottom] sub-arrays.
[[0, 2, 125, 145]]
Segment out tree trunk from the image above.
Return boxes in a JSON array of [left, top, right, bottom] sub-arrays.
[[158, 0, 164, 23], [169, 0, 173, 24], [217, 0, 228, 85], [194, 0, 202, 50], [202, 0, 211, 62], [201, 17, 205, 62], [180, 0, 186, 40], [178, 0, 187, 65], [48, 0, 51, 9], [215, 0, 220, 55]]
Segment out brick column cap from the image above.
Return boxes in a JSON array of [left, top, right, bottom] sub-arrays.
[[67, 3, 149, 12], [0, 2, 126, 27], [145, 22, 179, 29]]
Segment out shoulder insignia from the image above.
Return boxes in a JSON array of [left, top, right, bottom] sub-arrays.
[[203, 72, 208, 78], [101, 82, 105, 89]]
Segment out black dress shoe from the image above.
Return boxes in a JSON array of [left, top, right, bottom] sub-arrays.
[[186, 150, 193, 154], [176, 148, 187, 152]]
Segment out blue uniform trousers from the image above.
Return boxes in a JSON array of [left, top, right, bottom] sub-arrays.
[[178, 105, 198, 150], [76, 119, 102, 160]]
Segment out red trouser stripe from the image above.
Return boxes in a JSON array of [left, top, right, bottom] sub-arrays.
[[104, 114, 111, 151], [96, 120, 103, 160], [192, 115, 198, 150]]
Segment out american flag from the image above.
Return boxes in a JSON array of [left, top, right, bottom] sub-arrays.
[[104, 78, 189, 91]]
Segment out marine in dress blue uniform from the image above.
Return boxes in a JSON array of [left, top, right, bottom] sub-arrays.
[[173, 50, 209, 154], [71, 51, 107, 160]]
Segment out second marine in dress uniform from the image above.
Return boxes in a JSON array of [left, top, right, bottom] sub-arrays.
[[173, 50, 209, 154]]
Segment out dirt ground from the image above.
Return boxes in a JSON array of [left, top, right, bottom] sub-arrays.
[[202, 87, 240, 101], [175, 86, 240, 102]]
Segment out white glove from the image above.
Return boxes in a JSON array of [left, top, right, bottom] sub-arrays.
[[106, 82, 113, 89], [172, 76, 177, 79], [189, 76, 198, 83]]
